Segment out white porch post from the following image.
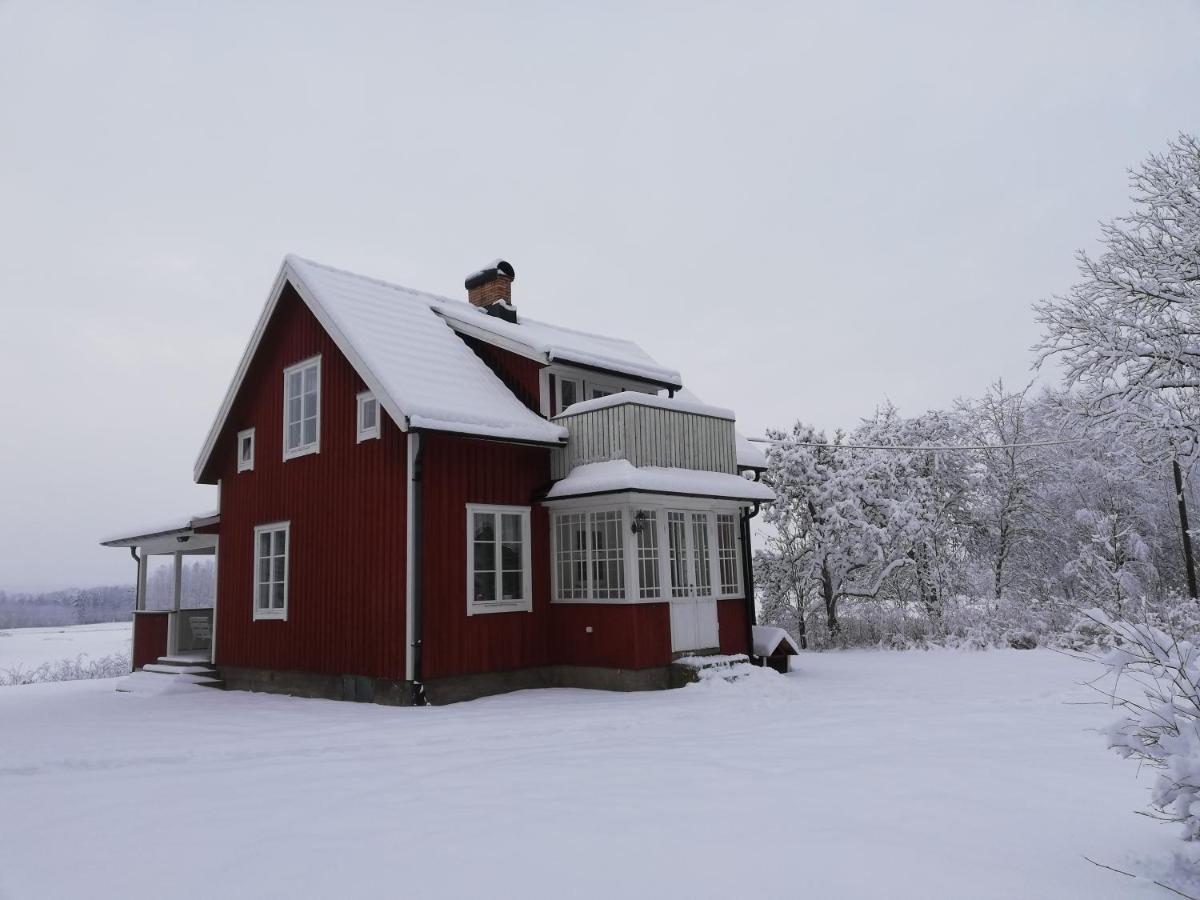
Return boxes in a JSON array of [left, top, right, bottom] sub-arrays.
[[136, 551, 148, 612], [172, 551, 183, 611], [167, 551, 182, 656]]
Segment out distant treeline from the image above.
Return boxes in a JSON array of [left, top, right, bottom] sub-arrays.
[[0, 585, 135, 628], [1, 559, 216, 628]]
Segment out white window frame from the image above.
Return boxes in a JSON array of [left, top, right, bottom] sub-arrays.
[[282, 355, 321, 461], [548, 495, 744, 604], [252, 521, 290, 621], [356, 391, 381, 443], [556, 376, 582, 414], [236, 428, 255, 473], [715, 512, 742, 598], [543, 364, 662, 417], [466, 504, 533, 616]]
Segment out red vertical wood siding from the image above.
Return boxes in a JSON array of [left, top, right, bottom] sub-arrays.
[[419, 432, 552, 679], [208, 285, 409, 680], [462, 337, 544, 412], [717, 598, 749, 655], [132, 613, 168, 669], [549, 603, 672, 669]]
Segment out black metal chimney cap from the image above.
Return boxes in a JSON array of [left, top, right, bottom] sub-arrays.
[[464, 259, 515, 290]]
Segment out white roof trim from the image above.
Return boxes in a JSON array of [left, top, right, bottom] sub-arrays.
[[101, 510, 220, 547]]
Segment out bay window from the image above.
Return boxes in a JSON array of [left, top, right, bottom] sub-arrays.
[[716, 513, 741, 596], [551, 503, 743, 603], [636, 511, 660, 599]]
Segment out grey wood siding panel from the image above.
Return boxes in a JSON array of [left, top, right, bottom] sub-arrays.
[[552, 401, 736, 480]]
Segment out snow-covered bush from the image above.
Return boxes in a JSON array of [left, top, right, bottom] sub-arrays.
[[0, 652, 131, 686], [1088, 610, 1200, 842]]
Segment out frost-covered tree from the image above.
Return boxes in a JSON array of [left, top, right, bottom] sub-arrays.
[[760, 423, 909, 642], [853, 405, 973, 631], [955, 382, 1055, 603], [1035, 134, 1200, 447], [1090, 611, 1200, 844], [1036, 134, 1200, 599]]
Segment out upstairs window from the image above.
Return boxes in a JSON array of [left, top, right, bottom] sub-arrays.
[[237, 428, 255, 473], [357, 391, 380, 442], [253, 522, 289, 620], [467, 505, 532, 615], [558, 378, 579, 412], [283, 356, 321, 460]]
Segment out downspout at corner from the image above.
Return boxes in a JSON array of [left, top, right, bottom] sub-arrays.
[[406, 430, 427, 706], [740, 489, 762, 664]]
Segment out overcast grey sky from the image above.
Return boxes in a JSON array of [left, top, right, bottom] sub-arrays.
[[2, 0, 1199, 590]]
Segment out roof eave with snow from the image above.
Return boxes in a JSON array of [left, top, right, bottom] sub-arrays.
[[543, 460, 775, 504]]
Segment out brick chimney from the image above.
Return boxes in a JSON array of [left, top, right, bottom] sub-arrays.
[[465, 260, 515, 309]]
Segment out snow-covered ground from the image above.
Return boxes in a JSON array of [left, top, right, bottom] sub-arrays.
[[0, 649, 1181, 899], [0, 621, 130, 673]]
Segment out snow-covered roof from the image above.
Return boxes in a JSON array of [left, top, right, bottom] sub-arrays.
[[194, 256, 568, 480], [100, 510, 220, 547], [544, 460, 775, 502], [752, 625, 800, 656], [434, 302, 682, 388], [553, 390, 734, 421], [736, 434, 768, 470]]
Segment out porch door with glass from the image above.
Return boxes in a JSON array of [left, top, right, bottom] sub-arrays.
[[666, 511, 720, 653]]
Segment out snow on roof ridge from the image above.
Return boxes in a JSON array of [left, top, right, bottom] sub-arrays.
[[284, 254, 458, 306], [284, 255, 681, 387]]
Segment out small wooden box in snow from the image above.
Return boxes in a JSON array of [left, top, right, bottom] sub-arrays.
[[752, 625, 799, 674]]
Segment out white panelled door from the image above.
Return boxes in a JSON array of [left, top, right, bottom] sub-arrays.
[[666, 511, 720, 653]]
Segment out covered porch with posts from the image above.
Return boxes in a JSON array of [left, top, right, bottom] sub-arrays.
[[100, 511, 219, 671]]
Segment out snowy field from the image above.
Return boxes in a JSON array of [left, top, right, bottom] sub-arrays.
[[0, 649, 1183, 899], [0, 621, 130, 673]]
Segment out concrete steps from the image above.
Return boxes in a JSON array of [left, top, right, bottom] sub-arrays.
[[133, 656, 224, 689]]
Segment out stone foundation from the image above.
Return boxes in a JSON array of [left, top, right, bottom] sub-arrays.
[[219, 663, 677, 706]]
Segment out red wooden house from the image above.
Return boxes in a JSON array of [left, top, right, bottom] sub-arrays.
[[102, 256, 773, 704]]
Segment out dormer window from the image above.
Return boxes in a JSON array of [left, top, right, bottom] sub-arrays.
[[548, 367, 649, 415], [283, 356, 321, 460], [237, 428, 255, 473], [357, 391, 380, 442], [558, 378, 579, 411]]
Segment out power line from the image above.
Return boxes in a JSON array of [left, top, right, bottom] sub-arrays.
[[745, 437, 1084, 452]]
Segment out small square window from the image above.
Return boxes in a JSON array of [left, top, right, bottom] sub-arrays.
[[237, 428, 255, 473], [357, 391, 380, 442]]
